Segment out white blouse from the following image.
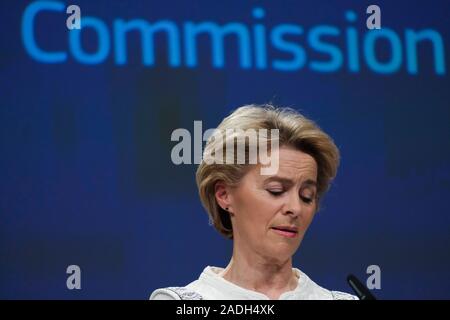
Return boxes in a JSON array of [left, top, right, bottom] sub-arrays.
[[150, 266, 357, 300]]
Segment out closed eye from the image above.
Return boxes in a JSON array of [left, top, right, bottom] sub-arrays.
[[268, 190, 284, 196], [301, 196, 313, 204]]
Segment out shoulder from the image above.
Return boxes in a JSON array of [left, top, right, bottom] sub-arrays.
[[330, 290, 359, 300], [149, 286, 203, 300], [304, 281, 358, 300], [296, 269, 358, 300]]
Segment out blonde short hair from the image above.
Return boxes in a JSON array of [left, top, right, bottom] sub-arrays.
[[196, 104, 340, 239]]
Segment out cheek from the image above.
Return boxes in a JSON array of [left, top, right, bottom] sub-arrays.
[[236, 191, 279, 227], [252, 191, 282, 213], [247, 198, 280, 224], [302, 209, 316, 229], [234, 185, 259, 209]]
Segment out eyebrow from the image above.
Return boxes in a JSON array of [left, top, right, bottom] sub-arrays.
[[263, 176, 317, 188]]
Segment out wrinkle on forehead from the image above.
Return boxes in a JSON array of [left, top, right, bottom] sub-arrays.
[[259, 147, 317, 183]]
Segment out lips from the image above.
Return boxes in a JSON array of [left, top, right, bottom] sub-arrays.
[[271, 225, 298, 238]]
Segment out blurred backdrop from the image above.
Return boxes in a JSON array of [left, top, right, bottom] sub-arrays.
[[1, 0, 450, 299]]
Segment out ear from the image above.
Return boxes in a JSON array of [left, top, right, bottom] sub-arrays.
[[214, 181, 233, 213]]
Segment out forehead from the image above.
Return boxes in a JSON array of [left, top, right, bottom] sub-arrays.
[[277, 147, 317, 178], [253, 147, 318, 182]]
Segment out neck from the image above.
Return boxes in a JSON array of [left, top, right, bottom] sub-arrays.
[[220, 245, 298, 299]]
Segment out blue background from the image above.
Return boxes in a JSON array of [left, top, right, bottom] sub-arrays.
[[1, 0, 450, 299]]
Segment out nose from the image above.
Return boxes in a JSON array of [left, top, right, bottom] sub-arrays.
[[283, 190, 302, 218]]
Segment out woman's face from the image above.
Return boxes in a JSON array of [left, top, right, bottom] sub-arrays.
[[226, 146, 318, 262]]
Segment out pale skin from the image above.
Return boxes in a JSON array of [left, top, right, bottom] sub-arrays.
[[215, 146, 318, 299]]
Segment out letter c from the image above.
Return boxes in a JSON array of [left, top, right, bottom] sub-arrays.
[[22, 1, 67, 63]]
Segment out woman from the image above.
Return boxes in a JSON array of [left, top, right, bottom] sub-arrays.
[[150, 104, 357, 300]]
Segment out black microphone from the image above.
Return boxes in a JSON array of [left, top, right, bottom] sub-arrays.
[[347, 274, 377, 300]]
